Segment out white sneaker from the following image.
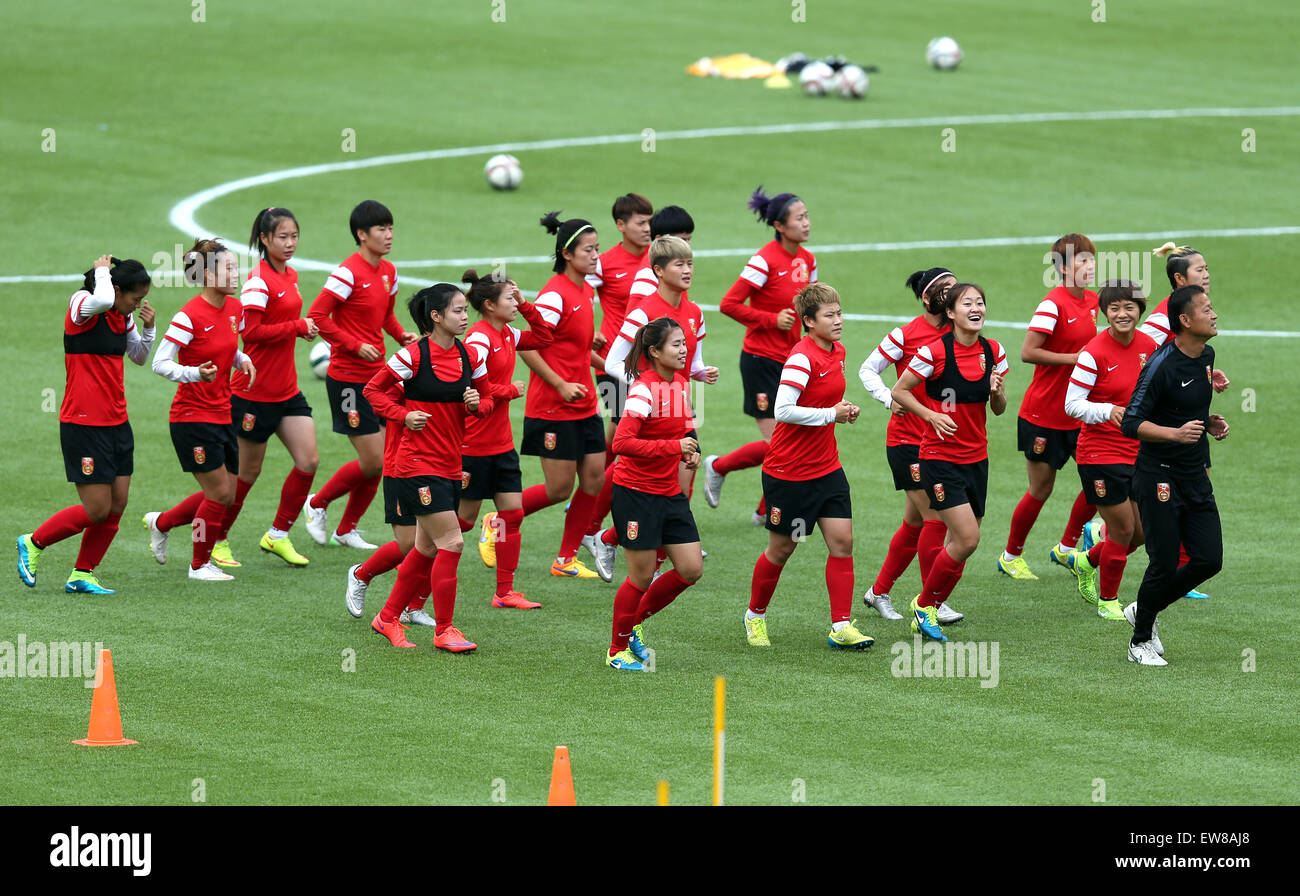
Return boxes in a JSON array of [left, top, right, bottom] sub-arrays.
[[330, 529, 377, 550], [143, 511, 168, 565], [188, 561, 234, 582], [303, 494, 328, 545], [863, 588, 904, 620], [582, 532, 616, 583], [703, 455, 724, 508], [751, 511, 766, 527], [1128, 640, 1167, 666], [1123, 601, 1163, 656], [400, 607, 437, 627], [345, 564, 368, 618], [936, 602, 965, 624]]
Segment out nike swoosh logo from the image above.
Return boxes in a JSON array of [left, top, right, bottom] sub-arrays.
[[277, 291, 285, 298], [615, 272, 629, 279], [203, 325, 214, 331], [571, 305, 583, 311], [776, 270, 788, 277], [1067, 317, 1077, 323], [1107, 365, 1119, 372], [1181, 379, 1193, 387], [362, 283, 372, 288], [819, 370, 829, 377], [492, 346, 501, 352]]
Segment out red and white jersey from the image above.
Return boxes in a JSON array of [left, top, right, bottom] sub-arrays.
[[523, 273, 599, 421], [462, 302, 554, 456], [1019, 285, 1099, 431], [587, 243, 647, 361], [863, 315, 948, 447], [163, 295, 245, 424], [308, 253, 403, 383], [763, 336, 845, 481], [1067, 329, 1158, 465], [909, 336, 1009, 464], [233, 260, 307, 403], [719, 239, 817, 363], [1138, 295, 1173, 347], [382, 418, 404, 478], [612, 369, 692, 497], [61, 279, 151, 426], [610, 291, 707, 379]]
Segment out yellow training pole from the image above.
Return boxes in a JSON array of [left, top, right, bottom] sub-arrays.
[[657, 780, 670, 806], [713, 676, 726, 806]]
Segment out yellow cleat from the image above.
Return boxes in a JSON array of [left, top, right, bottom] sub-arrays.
[[997, 554, 1038, 580], [478, 512, 498, 568], [211, 540, 241, 568], [744, 614, 771, 647], [550, 557, 599, 578], [260, 532, 309, 567], [827, 619, 874, 650]]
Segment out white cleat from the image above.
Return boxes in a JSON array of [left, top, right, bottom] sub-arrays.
[[702, 455, 724, 508], [188, 561, 234, 582], [1123, 601, 1163, 656], [1127, 640, 1167, 667], [143, 512, 168, 565], [751, 511, 766, 527], [303, 494, 328, 545], [330, 529, 377, 550], [936, 602, 965, 624], [345, 564, 368, 619], [582, 532, 616, 583], [400, 607, 437, 627], [863, 588, 904, 620]]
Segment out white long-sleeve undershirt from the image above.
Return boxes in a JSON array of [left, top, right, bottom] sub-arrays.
[[774, 382, 836, 426]]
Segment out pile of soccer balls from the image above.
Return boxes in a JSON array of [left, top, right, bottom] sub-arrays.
[[780, 54, 873, 99]]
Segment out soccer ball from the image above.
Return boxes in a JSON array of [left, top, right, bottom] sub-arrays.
[[309, 341, 330, 379], [799, 61, 835, 96], [484, 153, 523, 190], [836, 64, 869, 99], [927, 36, 962, 70]]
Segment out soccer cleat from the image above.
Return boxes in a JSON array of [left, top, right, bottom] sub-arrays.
[[142, 512, 168, 564], [491, 590, 542, 609], [188, 562, 234, 582], [1048, 543, 1072, 570], [345, 564, 368, 618], [702, 455, 724, 508], [628, 624, 651, 661], [751, 511, 766, 527], [1096, 598, 1126, 621], [997, 553, 1039, 580], [910, 597, 948, 642], [606, 648, 644, 671], [210, 540, 241, 568], [302, 494, 328, 545], [65, 570, 115, 595], [260, 532, 309, 567], [1128, 640, 1168, 667], [1082, 519, 1104, 552], [331, 529, 378, 550], [863, 588, 904, 620], [550, 557, 599, 578], [434, 626, 477, 653], [827, 620, 874, 650], [744, 614, 771, 647], [371, 614, 416, 648], [581, 531, 615, 582], [400, 607, 437, 627], [1065, 550, 1100, 606], [16, 534, 40, 587], [936, 602, 965, 624], [1183, 588, 1210, 600], [1123, 601, 1164, 656], [478, 512, 498, 568]]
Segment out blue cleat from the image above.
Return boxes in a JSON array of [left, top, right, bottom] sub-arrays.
[[17, 534, 41, 587], [1183, 588, 1210, 600], [627, 624, 651, 662], [1081, 520, 1103, 552], [910, 597, 948, 642], [65, 570, 116, 595], [606, 649, 644, 671]]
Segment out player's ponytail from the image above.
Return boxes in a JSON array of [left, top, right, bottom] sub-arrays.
[[905, 267, 955, 313], [625, 316, 682, 384], [540, 211, 596, 273], [461, 268, 508, 314], [81, 258, 151, 293], [1152, 242, 1202, 289], [248, 206, 298, 257], [748, 185, 801, 227], [407, 283, 464, 335]]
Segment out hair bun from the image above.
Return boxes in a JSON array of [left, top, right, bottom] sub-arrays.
[[539, 211, 563, 235], [1152, 241, 1177, 257], [461, 268, 479, 285]]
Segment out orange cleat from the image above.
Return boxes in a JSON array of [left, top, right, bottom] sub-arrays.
[[433, 626, 477, 653], [371, 614, 416, 648], [492, 590, 542, 609]]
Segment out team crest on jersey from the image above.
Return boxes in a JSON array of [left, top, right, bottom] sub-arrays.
[[1139, 353, 1148, 369], [461, 471, 470, 489], [382, 275, 391, 293], [242, 412, 256, 432], [80, 457, 94, 476], [1206, 365, 1212, 383], [932, 483, 945, 502], [1157, 482, 1171, 502], [979, 353, 987, 372], [910, 463, 921, 482], [544, 432, 557, 451], [229, 316, 237, 333], [1089, 308, 1098, 325], [840, 360, 846, 376], [1033, 436, 1047, 455], [418, 486, 432, 506], [626, 521, 639, 541], [1094, 479, 1107, 498], [769, 507, 781, 525], [347, 410, 360, 428], [791, 258, 809, 285], [688, 319, 697, 334], [193, 446, 206, 465], [756, 392, 769, 412]]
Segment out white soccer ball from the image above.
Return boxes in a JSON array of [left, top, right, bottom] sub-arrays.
[[799, 61, 835, 96], [484, 153, 523, 191], [927, 36, 962, 70], [309, 341, 330, 379], [836, 64, 869, 99]]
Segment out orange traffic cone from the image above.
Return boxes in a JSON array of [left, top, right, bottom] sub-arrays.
[[73, 649, 137, 747], [546, 745, 576, 805]]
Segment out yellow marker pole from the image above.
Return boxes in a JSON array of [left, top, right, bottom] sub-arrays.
[[657, 780, 670, 806], [713, 676, 726, 806]]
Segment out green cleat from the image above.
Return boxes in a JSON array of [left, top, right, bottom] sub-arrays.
[[210, 540, 241, 568], [827, 620, 874, 650], [1048, 543, 1072, 570], [744, 614, 771, 647], [260, 532, 309, 567], [65, 570, 115, 595], [1096, 598, 1126, 620], [628, 624, 651, 661], [1065, 550, 1099, 606], [606, 648, 644, 671], [17, 534, 41, 587], [997, 553, 1039, 581]]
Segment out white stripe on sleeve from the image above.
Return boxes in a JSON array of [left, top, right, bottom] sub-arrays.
[[387, 347, 415, 381], [908, 344, 936, 379], [624, 383, 653, 419], [324, 266, 354, 300], [164, 311, 195, 347], [779, 352, 811, 390], [240, 277, 269, 310], [1028, 299, 1059, 333], [535, 290, 563, 326]]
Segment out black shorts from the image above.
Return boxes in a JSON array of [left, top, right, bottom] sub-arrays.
[[740, 351, 782, 419], [231, 391, 312, 444], [920, 458, 989, 518], [461, 450, 523, 501], [383, 476, 416, 527], [520, 414, 606, 461], [886, 443, 924, 492], [595, 372, 627, 420], [1078, 463, 1135, 507], [325, 375, 382, 436], [60, 421, 134, 484], [392, 475, 461, 517], [1017, 418, 1078, 470], [170, 420, 239, 474], [611, 484, 699, 550], [761, 467, 852, 537]]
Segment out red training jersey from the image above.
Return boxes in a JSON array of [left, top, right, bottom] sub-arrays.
[[524, 273, 599, 421], [720, 239, 818, 363], [909, 336, 1009, 464], [1019, 285, 1099, 430], [615, 291, 707, 378], [1138, 295, 1173, 347], [1069, 329, 1158, 465], [233, 259, 308, 403], [163, 294, 244, 424], [308, 253, 404, 383], [588, 243, 647, 361], [462, 302, 554, 456], [612, 369, 692, 497], [61, 294, 142, 426], [874, 316, 948, 447], [763, 336, 845, 481]]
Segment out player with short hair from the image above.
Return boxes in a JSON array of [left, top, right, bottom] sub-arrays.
[[589, 192, 652, 435], [17, 256, 154, 595]]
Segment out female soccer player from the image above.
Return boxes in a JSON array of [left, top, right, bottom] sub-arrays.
[[18, 256, 154, 595], [1063, 280, 1158, 620], [305, 200, 416, 550], [857, 267, 964, 624], [363, 284, 495, 652], [460, 270, 554, 609], [146, 240, 256, 582], [515, 212, 606, 579], [606, 317, 703, 670], [891, 283, 1009, 642], [706, 186, 817, 524], [998, 233, 1098, 581], [216, 207, 320, 569], [742, 283, 873, 651]]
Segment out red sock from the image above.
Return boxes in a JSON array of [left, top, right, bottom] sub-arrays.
[[157, 491, 204, 532], [380, 548, 434, 622], [601, 526, 618, 546], [218, 477, 254, 541], [1006, 492, 1046, 556], [521, 483, 556, 516], [456, 515, 475, 533], [919, 547, 965, 607], [336, 473, 380, 536], [1087, 542, 1104, 566], [559, 488, 598, 561], [685, 468, 696, 500], [33, 505, 93, 549], [495, 508, 523, 596], [748, 551, 784, 614], [826, 555, 854, 624], [1098, 538, 1130, 602], [431, 549, 463, 635], [586, 473, 615, 537], [273, 467, 315, 531], [610, 578, 647, 654], [636, 568, 692, 623], [1060, 491, 1093, 549], [312, 460, 364, 509], [74, 512, 121, 571], [1178, 543, 1190, 568], [873, 521, 922, 595], [756, 495, 767, 517], [356, 540, 405, 583], [714, 440, 767, 475], [917, 519, 947, 582], [191, 498, 228, 569]]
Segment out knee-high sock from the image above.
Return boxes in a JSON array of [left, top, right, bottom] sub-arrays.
[[273, 467, 316, 532], [380, 548, 433, 623], [1178, 543, 1190, 568], [1005, 493, 1045, 556], [157, 491, 204, 532], [1088, 539, 1140, 566], [336, 473, 380, 535], [1097, 538, 1131, 602], [586, 473, 615, 537], [559, 489, 598, 561], [826, 555, 854, 624], [74, 512, 121, 572], [714, 440, 767, 475], [456, 515, 474, 533], [218, 477, 254, 541], [748, 551, 784, 614], [191, 499, 228, 569], [495, 508, 524, 596], [873, 521, 922, 595], [312, 460, 364, 509], [521, 483, 557, 517], [1060, 491, 1093, 549], [636, 568, 692, 623], [356, 540, 405, 583], [919, 547, 965, 607], [610, 578, 647, 655], [917, 519, 947, 582], [32, 505, 93, 549], [431, 550, 463, 636], [600, 526, 619, 545]]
